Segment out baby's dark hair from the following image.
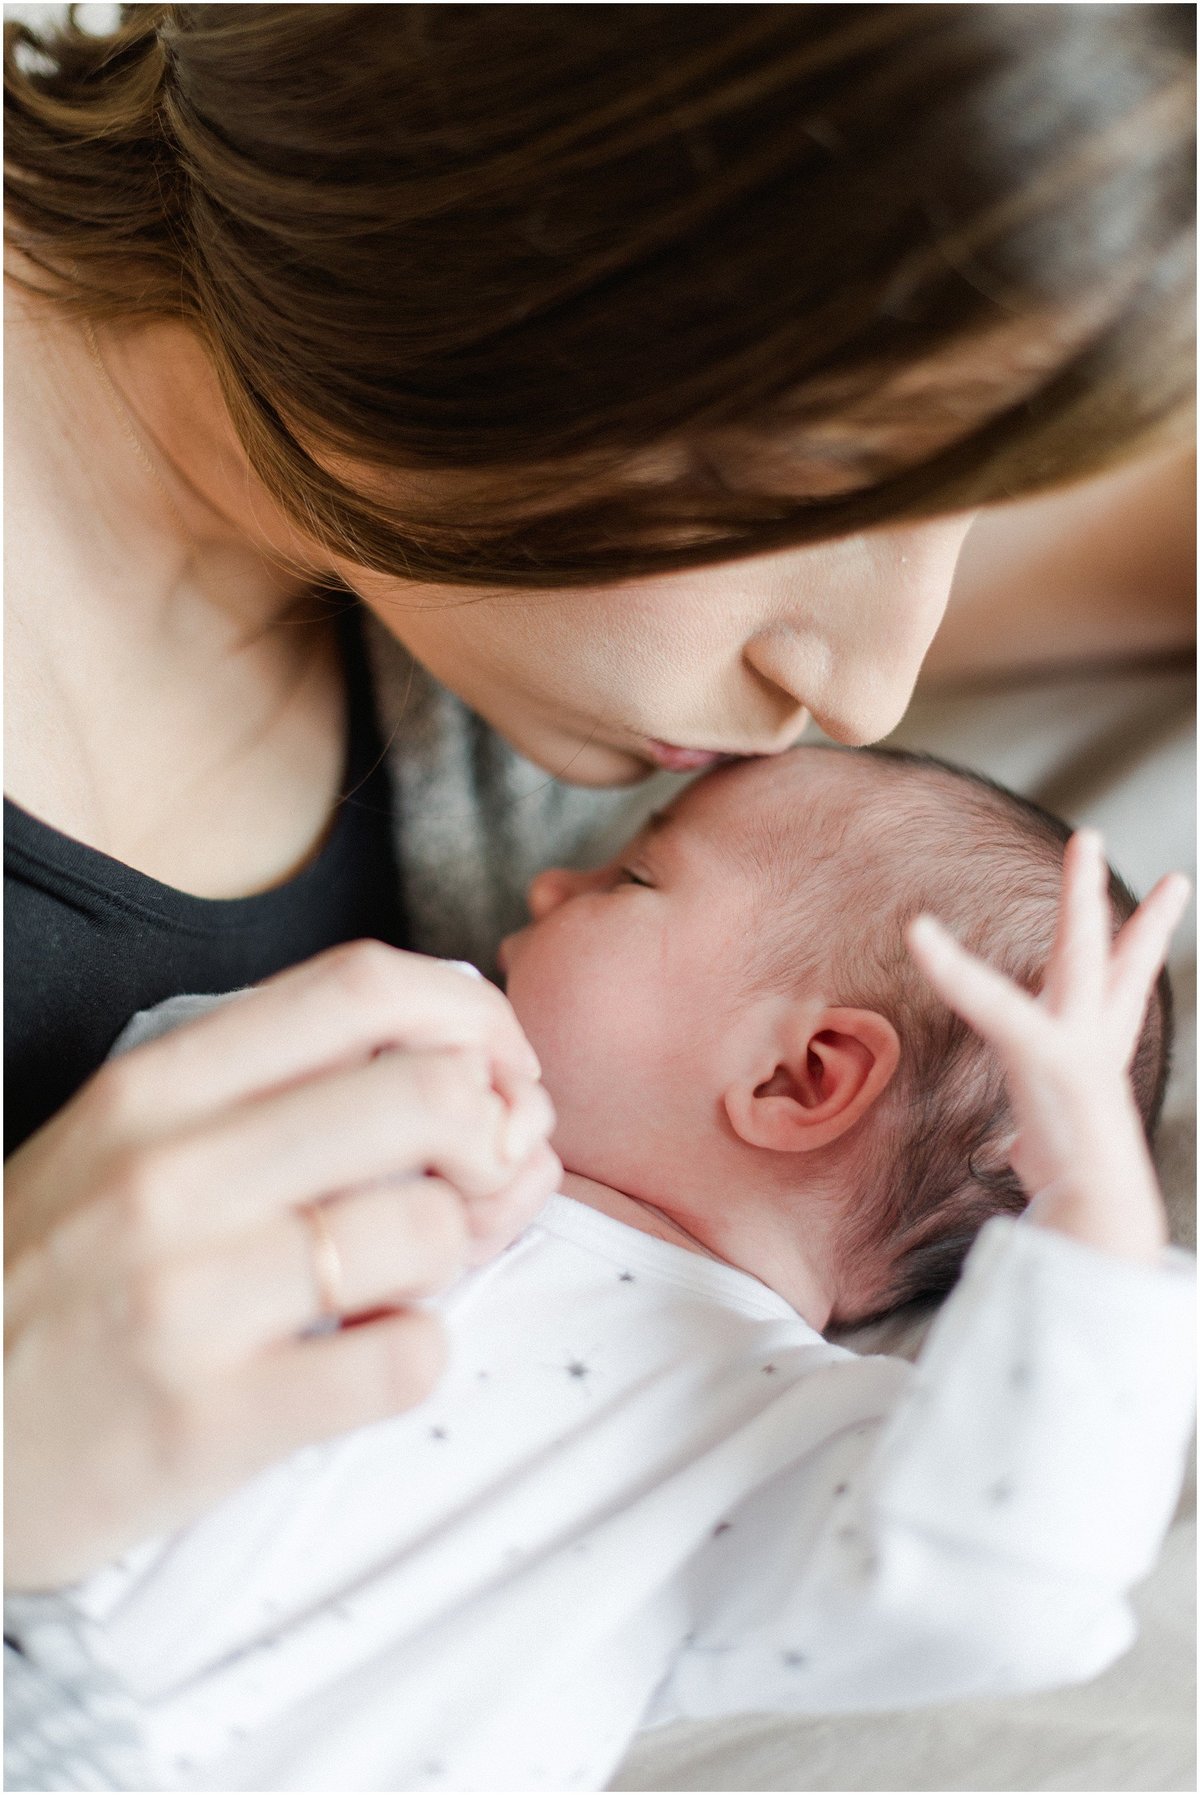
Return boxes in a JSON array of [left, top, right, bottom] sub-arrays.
[[755, 746, 1174, 1327]]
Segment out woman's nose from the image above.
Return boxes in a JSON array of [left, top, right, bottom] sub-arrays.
[[526, 867, 589, 920], [744, 514, 975, 746]]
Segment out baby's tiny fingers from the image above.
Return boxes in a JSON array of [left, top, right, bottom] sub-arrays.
[[907, 915, 1039, 1046], [463, 1143, 563, 1266], [491, 1067, 556, 1164], [1108, 872, 1191, 1060], [1043, 829, 1110, 1015]]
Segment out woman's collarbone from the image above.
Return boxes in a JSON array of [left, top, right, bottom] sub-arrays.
[[5, 596, 349, 899]]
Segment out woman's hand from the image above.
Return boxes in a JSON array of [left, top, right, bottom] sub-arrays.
[[906, 830, 1189, 1263], [4, 941, 559, 1591]]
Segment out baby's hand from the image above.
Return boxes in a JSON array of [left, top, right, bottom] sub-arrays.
[[437, 962, 562, 1267], [906, 830, 1190, 1263]]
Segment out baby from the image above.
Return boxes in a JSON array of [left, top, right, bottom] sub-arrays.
[[502, 743, 1178, 1328], [6, 746, 1194, 1795]]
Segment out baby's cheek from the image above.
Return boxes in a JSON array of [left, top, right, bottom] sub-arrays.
[[527, 986, 648, 1153], [506, 941, 610, 1082]]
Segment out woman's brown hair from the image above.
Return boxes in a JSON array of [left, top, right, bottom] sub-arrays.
[[5, 3, 1195, 587]]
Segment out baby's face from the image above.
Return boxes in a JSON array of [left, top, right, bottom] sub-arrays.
[[499, 752, 844, 1219]]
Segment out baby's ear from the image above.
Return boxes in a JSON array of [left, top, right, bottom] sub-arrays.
[[724, 1006, 901, 1154]]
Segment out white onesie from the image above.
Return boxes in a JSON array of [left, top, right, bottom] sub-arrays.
[[9, 1189, 1194, 1793]]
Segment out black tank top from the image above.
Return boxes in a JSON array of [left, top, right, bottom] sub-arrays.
[[4, 604, 408, 1156]]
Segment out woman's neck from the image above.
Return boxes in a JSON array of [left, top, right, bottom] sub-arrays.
[[89, 314, 329, 621], [4, 281, 351, 895]]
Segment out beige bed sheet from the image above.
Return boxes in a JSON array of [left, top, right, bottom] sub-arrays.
[[611, 660, 1196, 1794]]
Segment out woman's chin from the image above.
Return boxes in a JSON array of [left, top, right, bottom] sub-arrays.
[[556, 756, 656, 789], [512, 735, 655, 788]]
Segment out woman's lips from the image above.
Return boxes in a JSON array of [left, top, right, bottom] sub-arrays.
[[642, 741, 737, 773], [640, 714, 811, 773]]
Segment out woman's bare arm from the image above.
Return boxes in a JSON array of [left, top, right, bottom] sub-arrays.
[[921, 443, 1195, 688]]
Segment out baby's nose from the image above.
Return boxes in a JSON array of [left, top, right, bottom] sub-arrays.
[[526, 867, 585, 920]]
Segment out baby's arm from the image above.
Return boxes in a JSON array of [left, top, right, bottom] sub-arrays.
[[906, 828, 1189, 1262], [657, 1219, 1192, 1721]]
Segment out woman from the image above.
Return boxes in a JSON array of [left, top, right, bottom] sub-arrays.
[[5, 2, 1194, 1601]]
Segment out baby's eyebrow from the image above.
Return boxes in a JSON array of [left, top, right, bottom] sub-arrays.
[[613, 811, 672, 868], [630, 810, 679, 854]]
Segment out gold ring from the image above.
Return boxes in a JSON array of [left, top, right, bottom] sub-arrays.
[[299, 1200, 346, 1321]]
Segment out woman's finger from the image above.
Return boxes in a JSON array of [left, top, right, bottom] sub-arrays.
[[228, 1308, 452, 1474], [294, 1177, 472, 1314], [138, 1178, 471, 1373], [1042, 828, 1111, 1015], [907, 915, 1040, 1047], [98, 1046, 542, 1248], [1107, 872, 1191, 1060], [97, 941, 540, 1140]]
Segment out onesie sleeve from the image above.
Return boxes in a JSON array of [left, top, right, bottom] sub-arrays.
[[3, 1604, 158, 1792], [655, 1214, 1196, 1719]]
